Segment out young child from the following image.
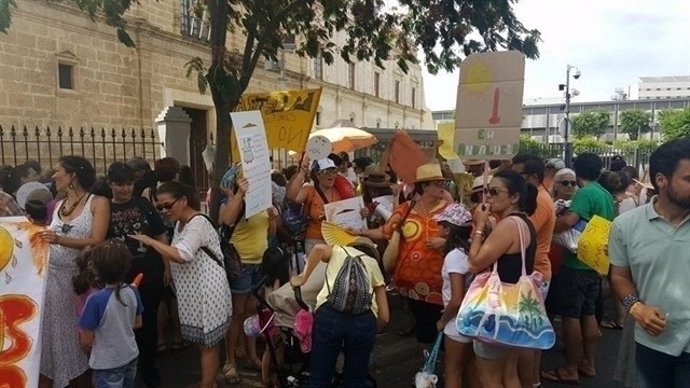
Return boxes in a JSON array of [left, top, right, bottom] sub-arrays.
[[77, 240, 143, 388], [259, 246, 290, 388], [433, 203, 478, 388]]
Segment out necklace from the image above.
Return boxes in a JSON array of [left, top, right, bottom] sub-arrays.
[[60, 192, 87, 217]]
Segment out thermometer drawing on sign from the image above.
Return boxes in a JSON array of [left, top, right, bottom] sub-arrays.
[[489, 88, 501, 124]]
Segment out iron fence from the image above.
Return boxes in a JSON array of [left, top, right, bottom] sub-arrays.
[[517, 143, 653, 172], [0, 125, 162, 174]]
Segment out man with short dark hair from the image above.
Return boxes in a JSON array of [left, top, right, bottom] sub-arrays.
[[609, 138, 690, 388], [542, 153, 615, 384], [512, 154, 556, 387]]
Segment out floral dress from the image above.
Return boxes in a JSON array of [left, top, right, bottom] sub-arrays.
[[383, 200, 448, 305], [40, 195, 94, 387], [171, 215, 232, 346]]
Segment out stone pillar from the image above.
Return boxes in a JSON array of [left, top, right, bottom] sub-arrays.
[[156, 106, 192, 165]]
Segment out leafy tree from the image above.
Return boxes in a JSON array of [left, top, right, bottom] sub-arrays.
[[660, 108, 690, 141], [573, 135, 608, 154], [619, 109, 651, 141], [1, 0, 541, 218], [571, 110, 611, 139]]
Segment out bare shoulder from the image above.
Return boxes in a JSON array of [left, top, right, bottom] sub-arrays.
[[91, 195, 110, 210]]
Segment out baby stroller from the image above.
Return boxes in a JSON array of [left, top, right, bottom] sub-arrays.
[[254, 263, 377, 388]]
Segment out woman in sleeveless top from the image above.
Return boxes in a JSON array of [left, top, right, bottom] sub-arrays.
[[467, 170, 538, 388], [38, 156, 110, 388]]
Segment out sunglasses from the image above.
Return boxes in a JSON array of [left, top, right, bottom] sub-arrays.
[[318, 168, 337, 176], [558, 180, 577, 187], [483, 186, 507, 196], [156, 198, 178, 212]]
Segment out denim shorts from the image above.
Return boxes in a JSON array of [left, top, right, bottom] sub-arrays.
[[93, 358, 137, 388], [229, 264, 263, 294]]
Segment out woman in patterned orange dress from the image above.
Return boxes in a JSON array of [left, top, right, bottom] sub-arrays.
[[359, 162, 450, 344]]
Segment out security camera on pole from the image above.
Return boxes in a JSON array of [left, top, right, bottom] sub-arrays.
[[559, 65, 580, 168]]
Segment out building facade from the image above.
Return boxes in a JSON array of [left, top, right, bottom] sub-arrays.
[[0, 0, 433, 169], [638, 76, 690, 100]]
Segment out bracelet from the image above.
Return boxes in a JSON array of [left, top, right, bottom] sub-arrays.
[[628, 301, 642, 316], [622, 294, 640, 313], [473, 230, 484, 237]]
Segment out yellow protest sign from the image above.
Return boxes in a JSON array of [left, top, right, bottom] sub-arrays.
[[437, 122, 459, 160], [577, 215, 612, 275], [230, 88, 322, 162], [454, 51, 525, 160]]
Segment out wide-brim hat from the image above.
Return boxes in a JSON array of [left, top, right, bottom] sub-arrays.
[[462, 159, 485, 167], [362, 164, 392, 188], [471, 175, 493, 192], [412, 163, 448, 183], [633, 179, 654, 190]]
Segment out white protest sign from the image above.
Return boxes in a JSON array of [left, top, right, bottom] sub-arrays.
[[324, 196, 367, 230], [230, 111, 273, 218], [455, 51, 525, 160], [306, 135, 332, 161]]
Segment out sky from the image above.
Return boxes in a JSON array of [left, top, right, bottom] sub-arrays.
[[421, 0, 690, 111]]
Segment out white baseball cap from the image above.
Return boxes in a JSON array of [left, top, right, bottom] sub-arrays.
[[312, 158, 337, 173]]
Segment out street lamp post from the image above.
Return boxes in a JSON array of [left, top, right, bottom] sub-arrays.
[[559, 64, 580, 168]]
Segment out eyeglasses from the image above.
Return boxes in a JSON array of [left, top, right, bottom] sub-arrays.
[[483, 186, 507, 196], [156, 198, 178, 211], [558, 180, 577, 187], [428, 180, 446, 187]]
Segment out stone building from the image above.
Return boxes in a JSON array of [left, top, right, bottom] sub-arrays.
[[0, 0, 433, 178]]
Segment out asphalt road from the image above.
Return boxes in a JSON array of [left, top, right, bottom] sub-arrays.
[[149, 294, 627, 388]]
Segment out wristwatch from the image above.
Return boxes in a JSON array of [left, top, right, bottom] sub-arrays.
[[622, 294, 640, 313]]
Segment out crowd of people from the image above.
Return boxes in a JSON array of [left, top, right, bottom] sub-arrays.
[[1, 138, 689, 388]]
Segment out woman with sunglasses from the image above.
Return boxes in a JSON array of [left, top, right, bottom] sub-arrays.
[[467, 170, 538, 388], [38, 156, 110, 388], [105, 162, 170, 387], [129, 181, 232, 388], [286, 157, 361, 254], [552, 168, 577, 202]]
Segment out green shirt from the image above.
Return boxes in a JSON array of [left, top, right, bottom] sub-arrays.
[[563, 182, 616, 270], [609, 199, 690, 356]]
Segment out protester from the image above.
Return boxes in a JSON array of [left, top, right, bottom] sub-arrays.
[[463, 159, 485, 177], [328, 153, 355, 198], [552, 168, 577, 201], [467, 170, 538, 388], [543, 153, 615, 384], [127, 157, 156, 197], [106, 162, 169, 387], [512, 154, 556, 388], [290, 239, 389, 387], [610, 138, 690, 388], [218, 167, 278, 384], [434, 203, 479, 388], [286, 157, 364, 254], [544, 158, 566, 193], [358, 162, 449, 345], [2, 161, 42, 196], [77, 241, 143, 388], [38, 155, 110, 388], [129, 181, 232, 388]]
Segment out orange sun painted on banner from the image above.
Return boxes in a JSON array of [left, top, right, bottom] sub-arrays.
[[0, 294, 38, 388]]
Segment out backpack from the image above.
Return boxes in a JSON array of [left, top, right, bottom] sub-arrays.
[[325, 247, 373, 315], [192, 214, 242, 283]]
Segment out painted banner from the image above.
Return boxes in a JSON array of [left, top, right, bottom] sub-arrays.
[[0, 217, 50, 388], [455, 51, 525, 160], [231, 88, 322, 161], [230, 111, 273, 219], [437, 122, 459, 160]]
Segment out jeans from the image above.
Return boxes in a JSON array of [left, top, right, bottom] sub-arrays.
[[93, 358, 138, 388], [636, 343, 690, 388], [309, 305, 376, 388]]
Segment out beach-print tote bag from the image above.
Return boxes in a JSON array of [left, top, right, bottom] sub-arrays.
[[456, 217, 555, 350]]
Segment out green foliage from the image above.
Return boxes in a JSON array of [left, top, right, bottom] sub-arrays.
[[619, 109, 651, 141], [613, 139, 658, 153], [0, 0, 16, 33], [573, 135, 608, 154], [571, 110, 611, 139], [660, 108, 690, 141]]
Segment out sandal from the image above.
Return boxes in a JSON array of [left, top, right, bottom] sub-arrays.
[[541, 369, 579, 385], [223, 364, 241, 385]]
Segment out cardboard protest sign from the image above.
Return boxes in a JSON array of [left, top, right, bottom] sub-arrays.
[[0, 217, 50, 388], [455, 51, 525, 160], [230, 111, 273, 218], [231, 88, 322, 161]]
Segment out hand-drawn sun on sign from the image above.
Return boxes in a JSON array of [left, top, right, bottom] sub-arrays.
[[454, 51, 526, 160], [0, 226, 15, 272]]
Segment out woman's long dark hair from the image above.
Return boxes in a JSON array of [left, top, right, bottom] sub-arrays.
[[157, 181, 201, 211], [441, 221, 472, 255]]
